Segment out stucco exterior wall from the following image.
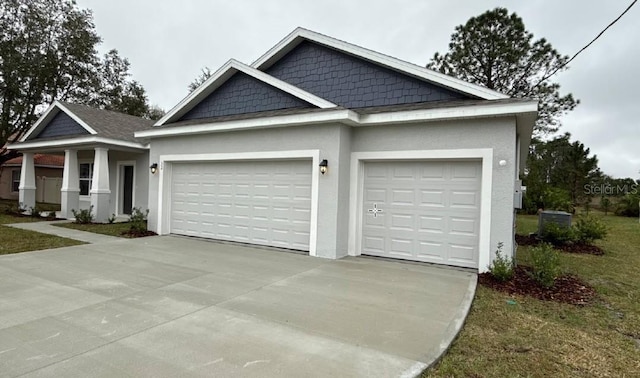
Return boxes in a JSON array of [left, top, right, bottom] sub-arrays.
[[146, 115, 518, 268], [76, 150, 149, 216], [0, 166, 63, 202], [147, 123, 347, 259], [351, 116, 518, 266]]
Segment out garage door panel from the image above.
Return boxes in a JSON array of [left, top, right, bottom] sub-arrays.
[[391, 189, 415, 205], [450, 190, 479, 209], [417, 241, 445, 260], [362, 160, 481, 268], [451, 163, 480, 180], [448, 245, 476, 267], [419, 190, 445, 207], [390, 238, 413, 256], [390, 213, 414, 231], [170, 160, 312, 251], [420, 165, 446, 180]]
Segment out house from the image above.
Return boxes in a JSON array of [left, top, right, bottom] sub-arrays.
[[10, 28, 537, 272], [0, 154, 64, 203], [8, 102, 153, 220]]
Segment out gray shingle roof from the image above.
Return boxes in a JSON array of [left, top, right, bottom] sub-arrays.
[[59, 102, 154, 143]]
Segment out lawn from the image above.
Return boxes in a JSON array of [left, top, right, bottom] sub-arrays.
[[0, 200, 83, 255], [54, 221, 134, 237], [0, 199, 60, 224], [425, 213, 640, 377]]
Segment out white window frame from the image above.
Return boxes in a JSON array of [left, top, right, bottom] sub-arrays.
[[79, 161, 94, 197], [11, 169, 20, 192], [115, 161, 136, 216]]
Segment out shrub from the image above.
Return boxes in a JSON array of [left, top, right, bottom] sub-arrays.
[[615, 193, 640, 217], [543, 187, 573, 213], [29, 206, 43, 218], [574, 215, 608, 244], [47, 211, 57, 219], [529, 243, 561, 288], [3, 202, 24, 216], [541, 222, 578, 246], [129, 207, 149, 233], [488, 242, 514, 282], [600, 196, 612, 215], [108, 213, 116, 224], [72, 206, 94, 224]]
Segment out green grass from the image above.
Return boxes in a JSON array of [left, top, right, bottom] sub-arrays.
[[0, 199, 84, 254], [425, 213, 640, 377], [0, 199, 60, 224], [0, 225, 85, 255], [54, 222, 134, 237]]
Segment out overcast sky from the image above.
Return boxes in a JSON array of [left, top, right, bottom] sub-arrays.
[[75, 0, 639, 179]]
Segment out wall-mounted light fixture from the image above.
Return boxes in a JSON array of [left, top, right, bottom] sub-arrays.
[[150, 163, 158, 174], [319, 159, 328, 175], [498, 160, 507, 167]]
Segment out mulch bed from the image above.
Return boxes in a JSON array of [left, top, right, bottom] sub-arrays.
[[479, 266, 597, 306], [121, 229, 157, 238], [515, 234, 604, 255]]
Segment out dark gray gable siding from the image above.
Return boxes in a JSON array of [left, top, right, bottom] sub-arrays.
[[178, 72, 313, 122], [34, 111, 89, 139], [265, 41, 471, 108]]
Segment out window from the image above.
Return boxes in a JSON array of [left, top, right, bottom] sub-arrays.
[[11, 170, 20, 192], [79, 163, 94, 195]]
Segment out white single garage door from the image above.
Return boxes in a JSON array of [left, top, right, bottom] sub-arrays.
[[170, 160, 312, 251], [361, 160, 481, 268]]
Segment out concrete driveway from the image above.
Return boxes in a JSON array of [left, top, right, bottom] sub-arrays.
[[0, 236, 476, 377]]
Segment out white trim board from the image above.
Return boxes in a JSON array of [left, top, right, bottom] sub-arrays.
[[252, 27, 508, 100], [9, 136, 148, 151], [155, 59, 337, 126], [20, 101, 97, 142], [347, 148, 494, 273], [137, 101, 537, 139], [115, 161, 136, 217], [156, 150, 321, 257]]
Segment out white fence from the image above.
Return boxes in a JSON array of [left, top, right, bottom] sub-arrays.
[[36, 176, 62, 204]]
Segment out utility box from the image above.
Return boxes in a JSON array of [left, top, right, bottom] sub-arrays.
[[538, 210, 572, 235], [514, 180, 524, 209]]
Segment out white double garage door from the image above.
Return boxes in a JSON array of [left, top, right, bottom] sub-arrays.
[[170, 159, 481, 268]]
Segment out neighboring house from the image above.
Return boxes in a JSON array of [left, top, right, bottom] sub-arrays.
[[8, 102, 153, 219], [0, 154, 64, 203], [10, 28, 537, 272]]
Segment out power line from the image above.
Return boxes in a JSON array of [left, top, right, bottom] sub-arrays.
[[531, 0, 637, 91]]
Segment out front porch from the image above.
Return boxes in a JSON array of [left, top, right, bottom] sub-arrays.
[[16, 146, 148, 223]]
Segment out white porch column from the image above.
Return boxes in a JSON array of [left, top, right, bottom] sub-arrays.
[[90, 147, 111, 222], [60, 149, 80, 219], [18, 152, 36, 210]]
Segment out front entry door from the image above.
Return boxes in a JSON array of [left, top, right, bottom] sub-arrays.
[[122, 165, 134, 215]]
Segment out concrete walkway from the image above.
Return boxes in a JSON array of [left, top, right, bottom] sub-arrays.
[[6, 221, 122, 244], [0, 235, 476, 377]]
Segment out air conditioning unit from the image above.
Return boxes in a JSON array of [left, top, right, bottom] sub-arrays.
[[538, 210, 572, 235]]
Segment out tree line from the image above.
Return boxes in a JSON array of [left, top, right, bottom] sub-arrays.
[[0, 0, 164, 164], [427, 8, 638, 217], [1, 3, 637, 216]]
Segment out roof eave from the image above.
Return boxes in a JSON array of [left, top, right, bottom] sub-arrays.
[[7, 136, 149, 153], [136, 100, 538, 139]]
